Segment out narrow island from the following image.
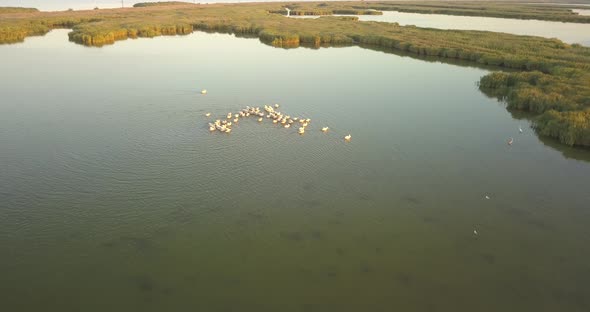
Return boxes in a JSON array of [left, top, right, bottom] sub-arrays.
[[1, 1, 588, 147]]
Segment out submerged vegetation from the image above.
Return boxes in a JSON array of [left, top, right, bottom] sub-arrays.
[[0, 1, 589, 146]]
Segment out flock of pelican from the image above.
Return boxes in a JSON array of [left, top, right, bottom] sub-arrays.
[[204, 104, 351, 141]]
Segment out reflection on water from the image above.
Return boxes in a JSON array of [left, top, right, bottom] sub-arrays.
[[1, 30, 590, 311]]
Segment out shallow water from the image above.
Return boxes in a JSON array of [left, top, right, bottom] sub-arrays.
[[1, 30, 590, 311]]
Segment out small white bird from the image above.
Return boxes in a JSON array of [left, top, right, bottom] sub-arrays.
[[205, 113, 211, 117], [473, 230, 478, 235], [201, 89, 207, 94], [258, 117, 263, 122], [344, 134, 352, 141], [284, 124, 291, 128], [485, 195, 490, 200], [519, 126, 523, 133], [275, 104, 280, 108], [508, 137, 514, 145], [321, 127, 329, 132]]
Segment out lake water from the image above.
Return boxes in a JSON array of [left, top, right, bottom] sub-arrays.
[[573, 8, 590, 15], [350, 12, 590, 46], [1, 29, 590, 311]]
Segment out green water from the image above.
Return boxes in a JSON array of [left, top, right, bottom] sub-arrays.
[[1, 30, 590, 312]]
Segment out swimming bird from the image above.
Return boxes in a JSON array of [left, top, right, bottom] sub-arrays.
[[284, 124, 291, 128], [345, 134, 352, 141], [298, 127, 305, 134], [258, 117, 263, 122], [519, 126, 523, 133], [201, 89, 207, 94], [485, 195, 490, 200], [508, 137, 514, 145], [473, 230, 478, 235], [205, 113, 211, 117], [322, 127, 329, 132], [209, 126, 215, 131], [225, 128, 231, 133], [273, 119, 278, 124], [275, 104, 280, 108], [233, 118, 238, 123]]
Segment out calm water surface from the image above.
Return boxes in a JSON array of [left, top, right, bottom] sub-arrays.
[[573, 8, 590, 14], [1, 30, 590, 311], [352, 11, 590, 46]]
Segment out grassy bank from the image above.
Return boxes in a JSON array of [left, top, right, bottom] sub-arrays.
[[0, 7, 38, 13], [0, 1, 589, 147]]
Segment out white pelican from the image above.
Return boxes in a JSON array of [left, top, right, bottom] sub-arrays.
[[233, 118, 239, 123], [284, 124, 291, 128], [258, 117, 263, 122], [225, 128, 231, 133], [201, 89, 207, 94], [205, 113, 211, 117], [298, 127, 305, 134], [209, 126, 215, 131], [485, 195, 490, 200], [508, 137, 514, 145], [519, 126, 523, 133], [273, 119, 278, 124], [275, 104, 280, 108], [321, 127, 329, 132], [473, 230, 478, 235], [344, 134, 352, 141]]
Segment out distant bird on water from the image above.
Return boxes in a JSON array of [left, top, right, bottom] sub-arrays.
[[508, 137, 514, 145]]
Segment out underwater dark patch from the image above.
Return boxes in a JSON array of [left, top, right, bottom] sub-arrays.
[[280, 231, 304, 242], [131, 275, 154, 292], [393, 272, 413, 287], [481, 252, 496, 265]]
